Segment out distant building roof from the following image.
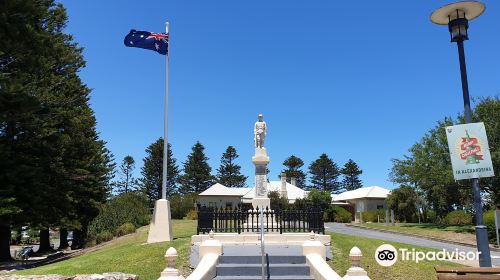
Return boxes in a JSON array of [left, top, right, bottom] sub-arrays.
[[333, 186, 390, 201], [242, 181, 308, 203], [198, 183, 251, 196]]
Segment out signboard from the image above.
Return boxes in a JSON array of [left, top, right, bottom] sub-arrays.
[[445, 122, 494, 180]]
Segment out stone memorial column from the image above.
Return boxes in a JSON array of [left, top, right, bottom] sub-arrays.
[[251, 114, 271, 209]]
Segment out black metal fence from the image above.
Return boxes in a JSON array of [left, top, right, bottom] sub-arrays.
[[196, 206, 324, 235]]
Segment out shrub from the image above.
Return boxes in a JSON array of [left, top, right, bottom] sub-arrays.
[[96, 231, 113, 244], [334, 206, 352, 223], [425, 210, 438, 224], [444, 210, 472, 225], [324, 206, 352, 223], [115, 223, 136, 237], [359, 210, 387, 223], [293, 198, 311, 210], [87, 192, 150, 240], [171, 193, 197, 219], [185, 210, 198, 220], [484, 210, 496, 243], [307, 189, 332, 210], [269, 191, 289, 210], [361, 211, 376, 223]]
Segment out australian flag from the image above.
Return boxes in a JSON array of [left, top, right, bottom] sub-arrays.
[[124, 29, 169, 55]]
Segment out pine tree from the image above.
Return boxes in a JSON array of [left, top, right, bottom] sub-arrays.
[[0, 0, 112, 255], [341, 159, 363, 191], [281, 155, 306, 188], [216, 146, 247, 188], [116, 155, 137, 194], [140, 139, 179, 207], [179, 142, 214, 194], [308, 154, 341, 193]]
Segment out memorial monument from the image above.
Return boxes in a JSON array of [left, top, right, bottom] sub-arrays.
[[251, 114, 271, 209]]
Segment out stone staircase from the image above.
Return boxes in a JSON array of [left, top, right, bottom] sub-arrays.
[[213, 255, 314, 280]]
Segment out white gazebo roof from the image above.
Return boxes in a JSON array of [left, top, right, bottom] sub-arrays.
[[198, 183, 251, 197], [242, 181, 308, 203], [333, 186, 390, 201]]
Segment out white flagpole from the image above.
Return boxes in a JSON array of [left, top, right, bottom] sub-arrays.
[[161, 21, 170, 200], [146, 21, 173, 243]]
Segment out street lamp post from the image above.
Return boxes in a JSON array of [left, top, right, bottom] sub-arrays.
[[431, 1, 491, 267]]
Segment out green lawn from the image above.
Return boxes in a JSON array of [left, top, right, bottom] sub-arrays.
[[330, 232, 461, 280], [17, 220, 196, 280], [354, 223, 476, 245], [16, 220, 460, 280]]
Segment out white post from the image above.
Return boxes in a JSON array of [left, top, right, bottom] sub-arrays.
[[158, 247, 185, 280], [162, 21, 170, 200], [343, 247, 370, 280], [147, 21, 173, 243]]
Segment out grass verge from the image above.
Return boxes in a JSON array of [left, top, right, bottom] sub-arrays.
[[16, 220, 196, 280], [330, 232, 462, 280], [353, 223, 476, 245]]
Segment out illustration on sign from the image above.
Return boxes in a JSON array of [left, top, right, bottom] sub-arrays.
[[460, 130, 483, 164], [445, 122, 495, 180]]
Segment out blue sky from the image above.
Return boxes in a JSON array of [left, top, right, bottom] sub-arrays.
[[60, 0, 500, 189]]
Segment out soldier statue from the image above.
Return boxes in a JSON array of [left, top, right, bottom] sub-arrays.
[[254, 114, 267, 148]]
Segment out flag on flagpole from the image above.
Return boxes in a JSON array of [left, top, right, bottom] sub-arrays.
[[124, 29, 169, 55]]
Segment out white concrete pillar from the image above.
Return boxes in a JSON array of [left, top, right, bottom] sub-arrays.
[[158, 247, 185, 280], [280, 172, 288, 198], [342, 247, 370, 279]]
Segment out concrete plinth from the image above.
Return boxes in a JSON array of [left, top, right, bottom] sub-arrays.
[[147, 199, 173, 243]]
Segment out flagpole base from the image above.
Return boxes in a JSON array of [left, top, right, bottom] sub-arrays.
[[147, 199, 173, 243]]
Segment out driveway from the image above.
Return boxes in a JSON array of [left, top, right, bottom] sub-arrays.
[[325, 222, 500, 267]]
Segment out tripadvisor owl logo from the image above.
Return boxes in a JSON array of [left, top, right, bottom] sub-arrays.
[[375, 244, 398, 267]]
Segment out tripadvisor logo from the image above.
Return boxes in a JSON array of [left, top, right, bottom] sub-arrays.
[[375, 244, 398, 267], [375, 244, 481, 267]]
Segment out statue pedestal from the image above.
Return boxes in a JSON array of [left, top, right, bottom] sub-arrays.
[[252, 148, 270, 165], [252, 148, 270, 209]]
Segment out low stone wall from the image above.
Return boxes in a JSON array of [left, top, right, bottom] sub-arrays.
[[191, 232, 331, 246], [0, 273, 138, 280]]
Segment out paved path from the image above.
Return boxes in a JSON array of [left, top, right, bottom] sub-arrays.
[[325, 222, 500, 266]]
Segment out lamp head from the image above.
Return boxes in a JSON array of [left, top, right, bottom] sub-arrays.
[[430, 1, 485, 42]]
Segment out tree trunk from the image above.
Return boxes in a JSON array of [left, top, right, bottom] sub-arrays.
[[59, 228, 69, 249], [0, 224, 12, 261], [38, 228, 52, 253], [71, 229, 82, 250]]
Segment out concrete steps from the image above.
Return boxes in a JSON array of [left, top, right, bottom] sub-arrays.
[[213, 255, 314, 280]]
